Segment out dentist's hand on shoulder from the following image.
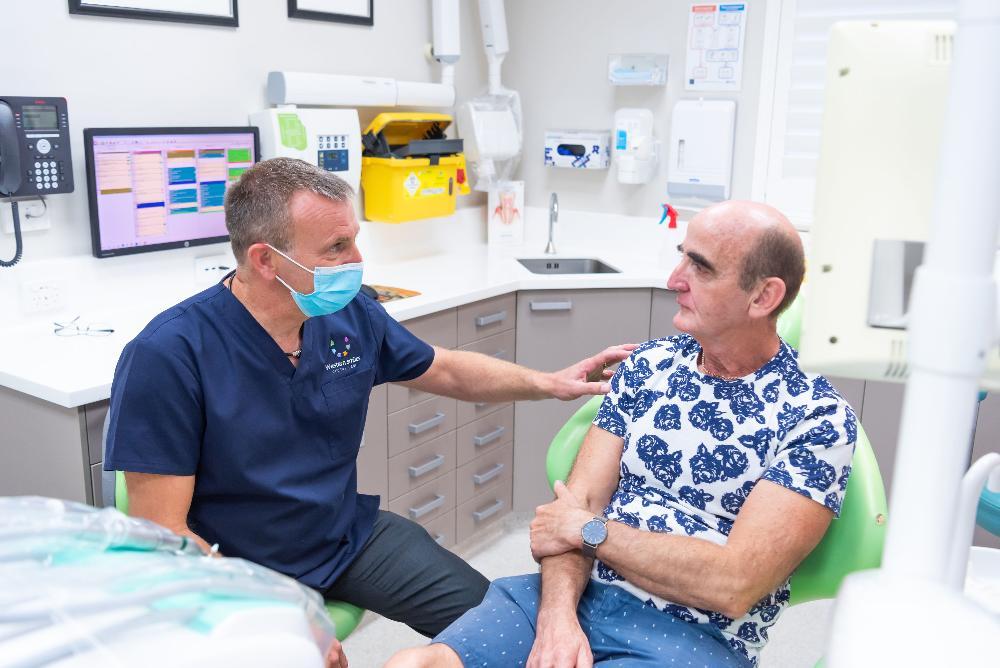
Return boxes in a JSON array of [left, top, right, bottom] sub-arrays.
[[542, 344, 636, 401]]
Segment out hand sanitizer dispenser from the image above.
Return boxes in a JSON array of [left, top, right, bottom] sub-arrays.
[[613, 108, 658, 184]]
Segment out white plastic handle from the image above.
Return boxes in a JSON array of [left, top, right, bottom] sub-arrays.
[[473, 463, 505, 485], [473, 426, 505, 447], [530, 300, 573, 311], [409, 454, 446, 478], [476, 310, 507, 327], [408, 412, 445, 435], [409, 494, 445, 519], [473, 499, 504, 522]]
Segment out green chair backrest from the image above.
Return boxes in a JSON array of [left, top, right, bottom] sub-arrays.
[[546, 298, 889, 606], [113, 470, 364, 640]]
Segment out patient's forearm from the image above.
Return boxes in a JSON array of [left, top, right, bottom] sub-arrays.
[[539, 550, 593, 618], [597, 523, 747, 618]]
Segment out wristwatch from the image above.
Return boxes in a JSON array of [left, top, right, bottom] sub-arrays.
[[581, 516, 610, 558]]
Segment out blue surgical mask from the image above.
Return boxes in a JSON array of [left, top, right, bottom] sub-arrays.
[[268, 245, 364, 318]]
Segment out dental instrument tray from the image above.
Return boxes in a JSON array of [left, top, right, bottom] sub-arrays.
[[361, 112, 471, 223]]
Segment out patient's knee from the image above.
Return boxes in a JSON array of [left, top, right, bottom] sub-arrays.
[[384, 643, 462, 668]]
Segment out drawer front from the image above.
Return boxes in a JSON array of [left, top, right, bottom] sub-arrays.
[[400, 308, 458, 349], [388, 395, 458, 457], [422, 510, 457, 550], [456, 475, 512, 543], [389, 470, 457, 527], [457, 400, 511, 429], [358, 386, 388, 508], [456, 442, 513, 505], [456, 329, 515, 360], [456, 293, 516, 346], [456, 404, 514, 466], [388, 309, 457, 413], [387, 383, 434, 414], [388, 431, 457, 500]]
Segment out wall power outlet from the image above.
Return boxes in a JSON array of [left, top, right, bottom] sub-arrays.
[[193, 254, 234, 286], [21, 279, 64, 313]]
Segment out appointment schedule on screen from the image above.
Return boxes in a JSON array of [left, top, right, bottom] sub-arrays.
[[86, 129, 258, 257]]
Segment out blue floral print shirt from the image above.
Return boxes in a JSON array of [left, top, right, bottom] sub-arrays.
[[591, 334, 857, 666]]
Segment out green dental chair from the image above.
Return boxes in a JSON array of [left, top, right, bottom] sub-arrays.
[[105, 426, 365, 641], [545, 297, 888, 608]]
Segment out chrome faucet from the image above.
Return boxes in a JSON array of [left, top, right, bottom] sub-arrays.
[[545, 192, 558, 255]]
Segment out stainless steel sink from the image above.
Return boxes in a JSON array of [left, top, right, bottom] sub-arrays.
[[517, 258, 621, 274]]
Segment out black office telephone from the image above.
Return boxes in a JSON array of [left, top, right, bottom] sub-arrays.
[[0, 96, 74, 266]]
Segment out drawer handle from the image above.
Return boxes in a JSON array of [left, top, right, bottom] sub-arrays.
[[433, 533, 446, 545], [408, 412, 446, 435], [475, 310, 507, 327], [473, 499, 505, 522], [474, 402, 489, 408], [491, 349, 508, 360], [473, 463, 505, 485], [409, 454, 446, 478], [473, 426, 506, 447], [409, 494, 445, 519], [530, 300, 572, 312]]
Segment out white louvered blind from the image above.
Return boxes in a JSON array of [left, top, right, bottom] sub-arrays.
[[763, 0, 957, 227]]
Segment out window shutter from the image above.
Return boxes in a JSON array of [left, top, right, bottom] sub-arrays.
[[764, 0, 957, 227]]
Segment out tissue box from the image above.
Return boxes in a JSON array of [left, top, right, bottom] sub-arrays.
[[544, 130, 610, 169]]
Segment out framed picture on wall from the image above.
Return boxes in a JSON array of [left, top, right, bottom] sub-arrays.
[[288, 0, 374, 26], [68, 0, 239, 28]]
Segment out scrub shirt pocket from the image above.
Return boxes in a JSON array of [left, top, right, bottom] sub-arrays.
[[320, 371, 376, 463]]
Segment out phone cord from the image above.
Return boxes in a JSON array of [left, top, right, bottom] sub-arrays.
[[0, 200, 22, 267]]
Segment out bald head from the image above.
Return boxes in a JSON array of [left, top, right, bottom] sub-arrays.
[[693, 200, 804, 317]]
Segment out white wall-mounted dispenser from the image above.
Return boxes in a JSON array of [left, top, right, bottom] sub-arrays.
[[250, 108, 362, 193], [544, 130, 610, 169], [666, 99, 736, 200], [613, 108, 659, 184]]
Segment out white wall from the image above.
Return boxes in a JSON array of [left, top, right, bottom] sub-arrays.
[[503, 0, 767, 218], [0, 0, 489, 263], [0, 1, 770, 268]]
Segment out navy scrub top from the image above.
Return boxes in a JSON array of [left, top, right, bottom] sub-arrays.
[[105, 277, 434, 590]]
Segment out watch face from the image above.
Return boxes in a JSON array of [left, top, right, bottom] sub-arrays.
[[582, 518, 608, 546]]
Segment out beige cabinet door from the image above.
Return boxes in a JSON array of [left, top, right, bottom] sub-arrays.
[[357, 386, 388, 509], [649, 289, 681, 339], [513, 289, 652, 511]]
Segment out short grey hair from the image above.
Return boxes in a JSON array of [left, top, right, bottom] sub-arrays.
[[224, 157, 354, 264], [739, 226, 805, 318]]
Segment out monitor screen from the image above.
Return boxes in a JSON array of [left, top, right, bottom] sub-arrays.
[[84, 127, 260, 258]]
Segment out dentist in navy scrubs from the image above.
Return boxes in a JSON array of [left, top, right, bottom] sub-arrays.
[[105, 158, 633, 667]]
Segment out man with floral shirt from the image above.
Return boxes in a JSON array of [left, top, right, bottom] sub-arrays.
[[387, 201, 856, 668]]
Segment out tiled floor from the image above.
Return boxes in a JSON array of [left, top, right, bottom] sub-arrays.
[[343, 513, 832, 667]]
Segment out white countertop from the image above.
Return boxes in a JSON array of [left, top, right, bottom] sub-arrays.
[[0, 206, 687, 408]]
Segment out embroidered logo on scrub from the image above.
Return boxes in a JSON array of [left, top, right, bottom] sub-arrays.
[[326, 335, 361, 373]]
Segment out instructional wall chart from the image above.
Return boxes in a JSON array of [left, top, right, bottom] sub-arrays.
[[685, 3, 748, 91]]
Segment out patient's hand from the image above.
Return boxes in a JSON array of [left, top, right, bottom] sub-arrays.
[[528, 608, 593, 668], [326, 638, 348, 668], [530, 481, 592, 562]]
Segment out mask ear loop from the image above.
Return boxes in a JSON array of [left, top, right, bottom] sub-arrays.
[[266, 244, 315, 275]]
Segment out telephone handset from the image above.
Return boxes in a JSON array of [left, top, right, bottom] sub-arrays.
[[0, 96, 74, 267]]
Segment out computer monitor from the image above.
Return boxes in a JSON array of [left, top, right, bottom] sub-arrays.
[[83, 126, 260, 258]]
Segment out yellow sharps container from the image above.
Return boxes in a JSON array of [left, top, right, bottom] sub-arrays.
[[360, 112, 471, 223]]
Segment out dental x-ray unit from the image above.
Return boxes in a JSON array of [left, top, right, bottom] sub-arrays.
[[798, 6, 1000, 665]]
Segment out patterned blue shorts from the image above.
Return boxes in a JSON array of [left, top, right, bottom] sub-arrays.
[[433, 574, 751, 667]]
